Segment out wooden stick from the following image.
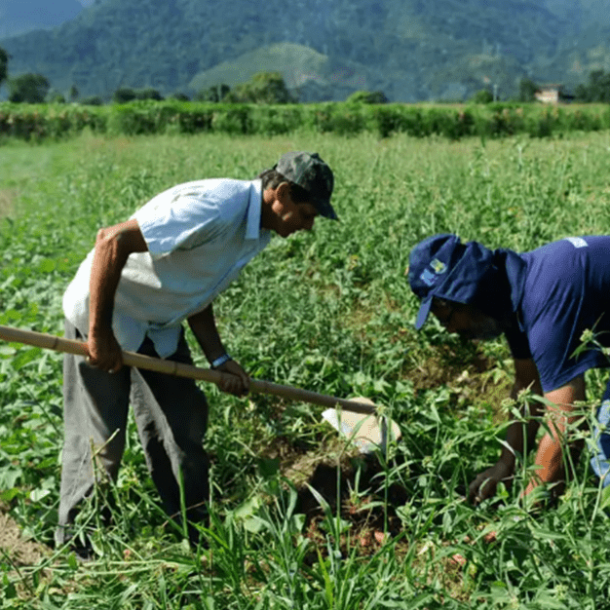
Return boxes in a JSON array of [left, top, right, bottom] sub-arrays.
[[0, 325, 377, 414]]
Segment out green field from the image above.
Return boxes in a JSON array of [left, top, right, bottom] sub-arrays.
[[2, 131, 610, 608]]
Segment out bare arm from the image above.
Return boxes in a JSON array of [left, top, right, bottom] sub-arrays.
[[88, 219, 148, 372], [88, 219, 249, 395], [523, 374, 585, 497], [499, 358, 544, 470], [188, 305, 250, 396], [468, 358, 543, 503]]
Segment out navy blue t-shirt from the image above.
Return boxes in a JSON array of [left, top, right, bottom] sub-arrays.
[[506, 236, 610, 393]]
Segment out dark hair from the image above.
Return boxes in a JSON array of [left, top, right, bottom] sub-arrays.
[[433, 297, 460, 310], [257, 168, 310, 204]]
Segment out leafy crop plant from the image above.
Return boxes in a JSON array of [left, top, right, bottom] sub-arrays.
[[2, 131, 610, 608]]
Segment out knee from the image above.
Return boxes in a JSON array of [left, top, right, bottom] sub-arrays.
[[179, 402, 208, 446], [90, 432, 126, 480]]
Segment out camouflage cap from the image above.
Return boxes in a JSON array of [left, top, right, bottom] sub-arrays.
[[275, 151, 337, 220]]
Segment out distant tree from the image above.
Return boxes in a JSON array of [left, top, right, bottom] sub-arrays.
[[171, 91, 190, 102], [471, 88, 494, 104], [587, 70, 610, 103], [8, 73, 50, 103], [196, 84, 230, 102], [80, 95, 104, 106], [572, 70, 610, 103], [574, 83, 590, 103], [0, 47, 8, 88], [48, 90, 66, 104], [113, 87, 163, 103], [135, 88, 163, 101], [69, 84, 79, 102], [346, 90, 388, 104], [518, 78, 538, 102], [113, 87, 137, 103], [226, 72, 296, 104]]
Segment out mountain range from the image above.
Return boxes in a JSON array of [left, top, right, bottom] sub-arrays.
[[0, 0, 83, 39], [1, 0, 610, 102]]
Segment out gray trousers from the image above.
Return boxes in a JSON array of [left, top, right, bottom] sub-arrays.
[[56, 320, 209, 545]]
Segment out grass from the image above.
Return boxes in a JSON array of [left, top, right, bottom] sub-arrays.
[[2, 131, 610, 608]]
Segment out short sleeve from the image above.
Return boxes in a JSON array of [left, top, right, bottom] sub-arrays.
[[522, 268, 601, 392], [513, 237, 610, 392], [134, 192, 225, 260]]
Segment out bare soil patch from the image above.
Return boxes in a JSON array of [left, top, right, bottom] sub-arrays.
[[0, 504, 49, 567], [410, 345, 493, 392], [265, 357, 510, 558], [410, 346, 512, 420], [265, 433, 409, 560]]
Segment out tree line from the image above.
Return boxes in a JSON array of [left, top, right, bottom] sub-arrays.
[[0, 49, 313, 105], [0, 49, 388, 106], [3, 43, 610, 106]]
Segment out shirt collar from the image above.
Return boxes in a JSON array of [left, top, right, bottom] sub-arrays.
[[246, 180, 264, 240]]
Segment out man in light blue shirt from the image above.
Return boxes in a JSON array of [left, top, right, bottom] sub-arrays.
[[58, 152, 337, 556]]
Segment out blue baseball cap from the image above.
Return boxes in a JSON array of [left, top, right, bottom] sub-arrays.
[[407, 234, 497, 330]]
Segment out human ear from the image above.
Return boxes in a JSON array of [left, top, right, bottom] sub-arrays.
[[275, 182, 291, 202]]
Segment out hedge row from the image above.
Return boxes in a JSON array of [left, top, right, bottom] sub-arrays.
[[1, 101, 610, 142]]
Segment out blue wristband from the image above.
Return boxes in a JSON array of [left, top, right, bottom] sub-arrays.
[[211, 353, 232, 369]]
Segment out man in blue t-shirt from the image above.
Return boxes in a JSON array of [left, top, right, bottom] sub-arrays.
[[408, 233, 610, 503]]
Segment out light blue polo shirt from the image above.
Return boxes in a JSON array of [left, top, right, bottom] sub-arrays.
[[63, 178, 271, 357]]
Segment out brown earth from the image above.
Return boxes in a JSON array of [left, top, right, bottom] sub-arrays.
[[410, 344, 494, 391], [411, 346, 512, 422], [0, 504, 49, 568], [278, 442, 409, 558], [269, 351, 510, 556]]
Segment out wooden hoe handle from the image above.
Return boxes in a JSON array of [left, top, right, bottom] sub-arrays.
[[0, 325, 377, 415]]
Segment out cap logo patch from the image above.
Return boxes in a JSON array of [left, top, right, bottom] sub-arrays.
[[430, 258, 447, 274], [420, 268, 437, 287]]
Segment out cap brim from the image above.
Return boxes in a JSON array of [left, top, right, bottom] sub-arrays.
[[314, 199, 338, 221], [415, 297, 433, 330]]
